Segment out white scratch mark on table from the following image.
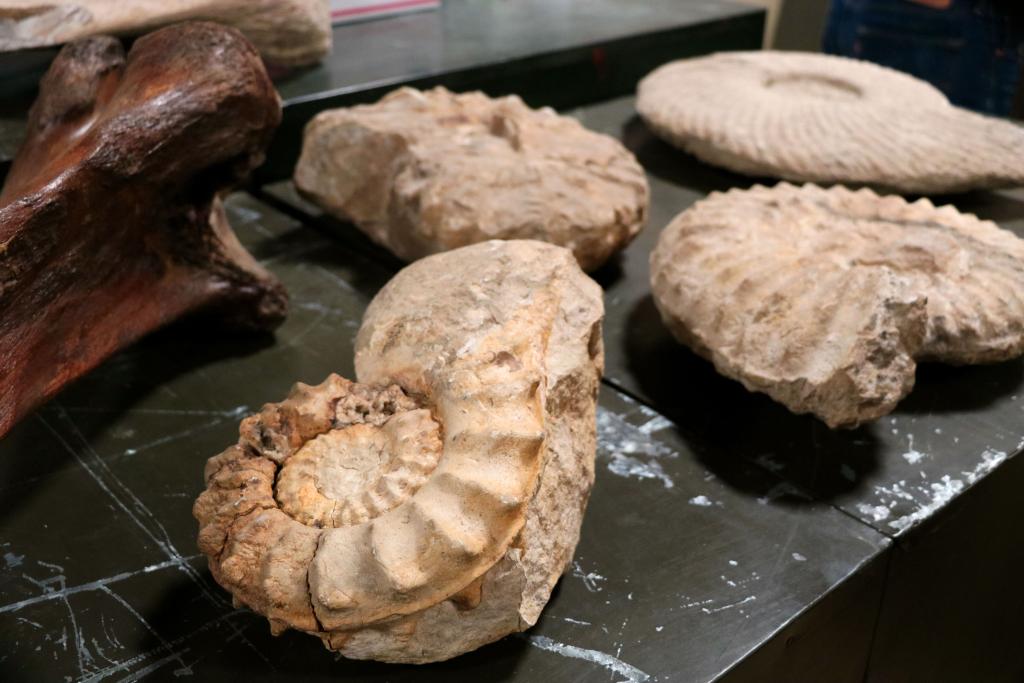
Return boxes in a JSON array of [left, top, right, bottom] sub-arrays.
[[120, 407, 248, 458], [522, 634, 650, 683], [36, 409, 277, 671], [701, 595, 756, 614], [314, 264, 357, 293], [571, 561, 607, 593], [0, 558, 189, 615], [77, 610, 246, 682], [101, 585, 191, 675]]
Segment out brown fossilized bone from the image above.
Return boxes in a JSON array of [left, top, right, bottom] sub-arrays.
[[650, 183, 1024, 428], [294, 86, 649, 271], [194, 240, 605, 663], [0, 22, 287, 438], [0, 1, 332, 66], [637, 51, 1024, 194]]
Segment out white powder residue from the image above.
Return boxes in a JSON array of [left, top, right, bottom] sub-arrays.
[[792, 553, 807, 562], [637, 415, 673, 435], [889, 475, 964, 531], [608, 455, 674, 489], [964, 448, 1007, 484], [857, 503, 891, 522], [728, 560, 738, 567], [524, 635, 650, 683], [901, 434, 928, 465], [597, 408, 677, 489], [689, 495, 713, 507], [655, 626, 663, 632]]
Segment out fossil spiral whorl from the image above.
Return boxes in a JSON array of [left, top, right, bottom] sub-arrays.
[[650, 183, 1024, 428], [636, 51, 1024, 194], [194, 240, 604, 663]]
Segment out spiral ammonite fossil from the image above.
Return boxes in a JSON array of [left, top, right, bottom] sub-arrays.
[[194, 240, 604, 663], [650, 183, 1024, 428], [636, 51, 1024, 194]]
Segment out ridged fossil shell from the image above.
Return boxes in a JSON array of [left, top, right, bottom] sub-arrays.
[[650, 183, 1024, 428], [293, 86, 649, 271], [0, 0, 332, 66], [194, 240, 605, 663], [636, 51, 1024, 194]]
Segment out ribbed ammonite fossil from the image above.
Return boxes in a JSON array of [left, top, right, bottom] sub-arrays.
[[293, 86, 649, 271], [636, 51, 1024, 194], [194, 240, 604, 663], [650, 183, 1024, 428]]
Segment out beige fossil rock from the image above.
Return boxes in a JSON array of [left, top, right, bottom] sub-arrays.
[[293, 86, 649, 271], [636, 51, 1024, 194], [0, 0, 331, 66], [650, 183, 1024, 428], [194, 240, 605, 663]]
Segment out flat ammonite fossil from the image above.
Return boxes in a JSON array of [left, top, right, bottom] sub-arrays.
[[650, 183, 1024, 428], [293, 86, 649, 271], [194, 240, 605, 663], [636, 51, 1024, 194]]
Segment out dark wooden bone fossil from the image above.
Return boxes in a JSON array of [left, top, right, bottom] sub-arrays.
[[0, 22, 288, 438]]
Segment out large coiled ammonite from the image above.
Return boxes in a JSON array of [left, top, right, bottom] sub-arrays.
[[650, 183, 1024, 428], [194, 240, 604, 663], [636, 51, 1024, 194]]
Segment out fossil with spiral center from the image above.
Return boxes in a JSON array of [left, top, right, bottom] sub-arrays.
[[194, 240, 604, 663], [650, 183, 1024, 428], [636, 51, 1024, 194]]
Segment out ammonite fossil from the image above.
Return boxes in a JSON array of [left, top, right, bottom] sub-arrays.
[[650, 183, 1024, 428], [636, 51, 1024, 194], [0, 0, 332, 66], [194, 240, 605, 663], [293, 86, 649, 271]]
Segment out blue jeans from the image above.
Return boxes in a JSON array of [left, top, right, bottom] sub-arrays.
[[823, 0, 1023, 115]]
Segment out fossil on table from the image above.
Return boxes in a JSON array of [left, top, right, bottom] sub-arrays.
[[294, 86, 649, 272], [650, 183, 1024, 428], [194, 240, 605, 663], [637, 51, 1024, 194]]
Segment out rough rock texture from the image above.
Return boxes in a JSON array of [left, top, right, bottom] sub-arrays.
[[637, 51, 1024, 194], [194, 240, 605, 663], [294, 87, 649, 271], [0, 0, 331, 66], [650, 183, 1024, 428], [0, 23, 287, 439]]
